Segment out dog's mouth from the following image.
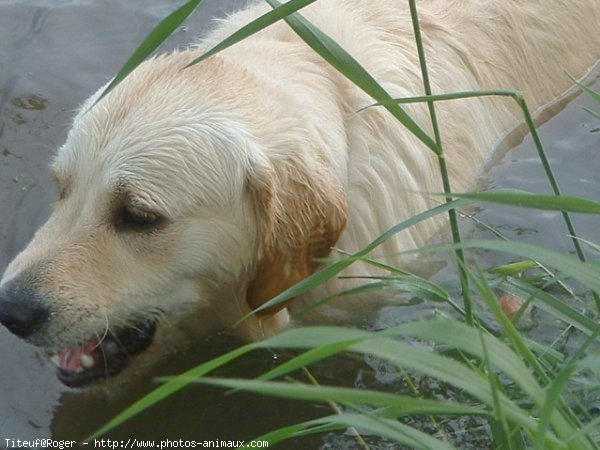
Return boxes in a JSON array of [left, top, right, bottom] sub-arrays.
[[50, 320, 157, 388]]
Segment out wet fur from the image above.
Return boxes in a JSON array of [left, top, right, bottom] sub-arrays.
[[1, 0, 599, 351]]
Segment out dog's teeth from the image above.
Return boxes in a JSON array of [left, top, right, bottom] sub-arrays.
[[50, 355, 60, 366], [80, 354, 95, 369]]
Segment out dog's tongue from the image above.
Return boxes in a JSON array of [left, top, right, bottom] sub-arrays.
[[56, 339, 101, 372]]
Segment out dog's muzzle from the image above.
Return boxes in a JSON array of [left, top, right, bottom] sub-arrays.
[[0, 280, 49, 339], [0, 277, 157, 388], [52, 320, 157, 388]]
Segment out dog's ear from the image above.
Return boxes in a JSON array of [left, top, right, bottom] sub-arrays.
[[246, 154, 347, 316]]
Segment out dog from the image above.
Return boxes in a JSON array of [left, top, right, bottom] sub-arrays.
[[0, 0, 598, 387]]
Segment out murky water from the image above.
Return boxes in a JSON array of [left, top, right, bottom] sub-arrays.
[[0, 1, 598, 448]]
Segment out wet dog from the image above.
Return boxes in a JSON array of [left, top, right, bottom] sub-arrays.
[[0, 0, 598, 387]]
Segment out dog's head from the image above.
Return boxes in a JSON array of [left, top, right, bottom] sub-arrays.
[[0, 52, 347, 387]]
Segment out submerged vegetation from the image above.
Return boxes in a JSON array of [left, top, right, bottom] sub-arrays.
[[90, 0, 600, 448]]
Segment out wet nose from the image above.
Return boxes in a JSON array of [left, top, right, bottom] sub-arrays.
[[0, 282, 49, 339]]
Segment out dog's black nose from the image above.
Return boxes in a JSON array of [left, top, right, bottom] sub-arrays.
[[0, 283, 49, 339]]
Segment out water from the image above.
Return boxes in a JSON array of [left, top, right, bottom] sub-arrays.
[[0, 1, 598, 448]]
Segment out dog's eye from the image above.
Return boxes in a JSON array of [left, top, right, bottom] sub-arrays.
[[114, 206, 165, 232]]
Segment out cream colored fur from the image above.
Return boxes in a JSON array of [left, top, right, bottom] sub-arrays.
[[1, 0, 599, 350]]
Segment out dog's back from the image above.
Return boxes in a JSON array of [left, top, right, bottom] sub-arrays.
[[205, 0, 600, 276]]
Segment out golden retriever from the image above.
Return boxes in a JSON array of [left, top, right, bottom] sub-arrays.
[[0, 0, 598, 387]]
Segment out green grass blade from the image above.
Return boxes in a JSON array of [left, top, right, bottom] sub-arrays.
[[264, 0, 439, 153], [502, 278, 599, 336], [407, 0, 475, 326], [349, 338, 540, 433], [464, 266, 590, 448], [187, 0, 318, 67], [312, 413, 459, 450], [258, 326, 373, 350], [583, 107, 600, 121], [362, 84, 593, 296], [570, 77, 600, 104], [245, 325, 538, 432], [382, 275, 451, 303], [290, 281, 409, 319], [535, 366, 579, 450], [565, 416, 600, 448], [384, 320, 544, 403], [363, 198, 469, 252], [245, 422, 341, 448], [251, 412, 459, 450], [86, 342, 256, 441], [446, 189, 600, 214], [330, 274, 451, 304], [489, 260, 539, 276], [94, 0, 204, 106], [399, 239, 600, 294], [257, 339, 365, 381], [175, 377, 486, 417], [472, 240, 600, 293], [239, 198, 469, 319], [355, 257, 469, 316], [362, 89, 519, 110], [513, 96, 593, 296], [201, 325, 535, 430], [478, 329, 518, 450]]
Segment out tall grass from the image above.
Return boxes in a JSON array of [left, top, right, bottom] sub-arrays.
[[88, 0, 600, 448]]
